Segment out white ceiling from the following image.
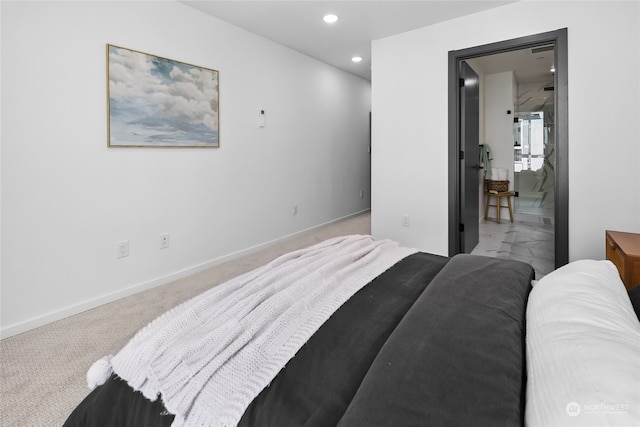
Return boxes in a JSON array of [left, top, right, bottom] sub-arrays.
[[469, 46, 555, 85], [180, 1, 517, 80], [468, 47, 556, 112]]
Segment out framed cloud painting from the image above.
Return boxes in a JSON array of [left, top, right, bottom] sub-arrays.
[[107, 44, 219, 147]]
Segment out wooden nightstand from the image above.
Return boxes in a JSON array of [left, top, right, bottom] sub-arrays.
[[605, 230, 640, 290]]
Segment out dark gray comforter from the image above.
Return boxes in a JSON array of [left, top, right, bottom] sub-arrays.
[[339, 253, 533, 426], [64, 253, 534, 427]]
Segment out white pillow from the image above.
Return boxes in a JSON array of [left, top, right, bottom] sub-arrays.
[[525, 260, 640, 427]]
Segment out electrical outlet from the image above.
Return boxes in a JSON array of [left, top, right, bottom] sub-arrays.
[[360, 189, 364, 199], [160, 233, 170, 249], [402, 215, 410, 227], [293, 204, 298, 216], [117, 240, 129, 258]]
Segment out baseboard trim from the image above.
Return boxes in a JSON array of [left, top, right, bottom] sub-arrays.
[[1, 210, 370, 339]]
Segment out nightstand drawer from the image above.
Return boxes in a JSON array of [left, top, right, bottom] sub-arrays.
[[605, 230, 640, 290], [606, 234, 626, 275]]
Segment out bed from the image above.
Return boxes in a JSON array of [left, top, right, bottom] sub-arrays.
[[63, 235, 640, 427]]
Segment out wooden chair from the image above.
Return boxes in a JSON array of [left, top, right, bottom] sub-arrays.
[[485, 190, 515, 223], [484, 180, 515, 224]]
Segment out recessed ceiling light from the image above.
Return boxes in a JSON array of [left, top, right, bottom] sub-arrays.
[[323, 14, 339, 24], [351, 56, 363, 63]]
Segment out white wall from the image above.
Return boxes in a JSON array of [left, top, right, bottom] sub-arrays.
[[485, 71, 516, 190], [372, 1, 640, 258], [1, 1, 371, 337]]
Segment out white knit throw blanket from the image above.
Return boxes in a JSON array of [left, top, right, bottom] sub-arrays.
[[91, 235, 416, 426]]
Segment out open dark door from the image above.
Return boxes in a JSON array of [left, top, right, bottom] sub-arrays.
[[459, 61, 480, 253], [449, 29, 568, 266]]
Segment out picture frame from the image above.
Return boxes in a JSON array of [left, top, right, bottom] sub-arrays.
[[106, 44, 219, 148]]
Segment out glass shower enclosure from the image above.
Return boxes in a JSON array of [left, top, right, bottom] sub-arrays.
[[513, 112, 554, 220]]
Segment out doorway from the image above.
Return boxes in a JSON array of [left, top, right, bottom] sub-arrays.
[[447, 29, 568, 270], [468, 47, 556, 276]]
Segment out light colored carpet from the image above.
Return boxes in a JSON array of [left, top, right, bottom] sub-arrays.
[[0, 213, 370, 427]]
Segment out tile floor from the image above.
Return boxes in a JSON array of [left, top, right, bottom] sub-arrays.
[[471, 211, 555, 279]]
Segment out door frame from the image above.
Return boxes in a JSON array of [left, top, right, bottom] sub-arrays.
[[447, 28, 569, 268]]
